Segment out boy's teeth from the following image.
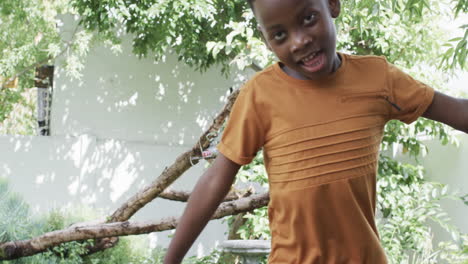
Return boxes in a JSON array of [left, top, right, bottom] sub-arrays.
[[302, 52, 317, 63]]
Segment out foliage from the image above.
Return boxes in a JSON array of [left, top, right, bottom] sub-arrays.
[[226, 153, 270, 240], [0, 88, 23, 124], [236, 152, 268, 189], [442, 0, 468, 69], [336, 0, 442, 68], [184, 249, 268, 264], [72, 0, 467, 74], [0, 0, 94, 84], [438, 234, 468, 264], [0, 177, 178, 264], [0, 0, 96, 133], [441, 24, 468, 70], [0, 177, 37, 244], [1, 0, 61, 86], [0, 88, 37, 135], [72, 0, 251, 75], [183, 250, 221, 264], [376, 156, 462, 263]]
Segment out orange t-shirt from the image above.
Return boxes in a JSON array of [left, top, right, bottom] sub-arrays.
[[217, 53, 435, 263]]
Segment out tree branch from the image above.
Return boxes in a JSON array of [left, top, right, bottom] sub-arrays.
[[159, 187, 253, 202], [107, 89, 240, 223], [0, 24, 81, 91], [83, 88, 240, 254], [0, 193, 269, 260]]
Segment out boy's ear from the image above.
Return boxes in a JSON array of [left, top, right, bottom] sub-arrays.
[[328, 0, 341, 18], [257, 25, 273, 51]]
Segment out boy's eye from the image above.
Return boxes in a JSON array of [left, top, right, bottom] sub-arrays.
[[274, 31, 286, 41], [304, 14, 316, 25]]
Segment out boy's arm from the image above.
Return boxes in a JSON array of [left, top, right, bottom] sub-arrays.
[[163, 153, 241, 264], [423, 91, 468, 133]]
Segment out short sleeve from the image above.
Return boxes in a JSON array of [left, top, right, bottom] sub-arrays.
[[217, 86, 265, 165], [387, 63, 435, 124]]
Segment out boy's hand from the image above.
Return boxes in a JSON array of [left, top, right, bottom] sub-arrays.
[[423, 91, 468, 133]]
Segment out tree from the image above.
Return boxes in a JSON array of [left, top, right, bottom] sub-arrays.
[[0, 0, 467, 261], [0, 0, 104, 134]]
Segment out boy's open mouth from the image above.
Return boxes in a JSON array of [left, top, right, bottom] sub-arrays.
[[299, 51, 326, 73]]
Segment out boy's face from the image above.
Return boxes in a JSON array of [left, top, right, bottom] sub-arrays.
[[253, 0, 341, 80]]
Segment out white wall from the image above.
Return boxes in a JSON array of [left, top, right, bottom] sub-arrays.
[[51, 42, 239, 144], [0, 31, 253, 256], [0, 133, 227, 256], [412, 134, 468, 240]]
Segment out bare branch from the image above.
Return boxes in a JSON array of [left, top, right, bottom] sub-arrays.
[[0, 193, 269, 260], [84, 89, 240, 254], [159, 187, 254, 202], [107, 89, 240, 223]]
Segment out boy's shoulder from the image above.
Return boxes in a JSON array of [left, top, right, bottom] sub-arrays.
[[341, 53, 396, 82], [343, 53, 389, 68], [239, 64, 279, 94]]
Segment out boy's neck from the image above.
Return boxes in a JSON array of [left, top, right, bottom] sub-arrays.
[[280, 53, 342, 81]]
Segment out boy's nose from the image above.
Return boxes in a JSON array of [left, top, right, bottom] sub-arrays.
[[290, 31, 312, 54]]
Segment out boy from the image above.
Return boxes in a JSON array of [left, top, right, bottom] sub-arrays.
[[164, 0, 468, 263]]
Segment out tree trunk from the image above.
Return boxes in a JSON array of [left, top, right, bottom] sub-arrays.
[[227, 213, 247, 240]]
